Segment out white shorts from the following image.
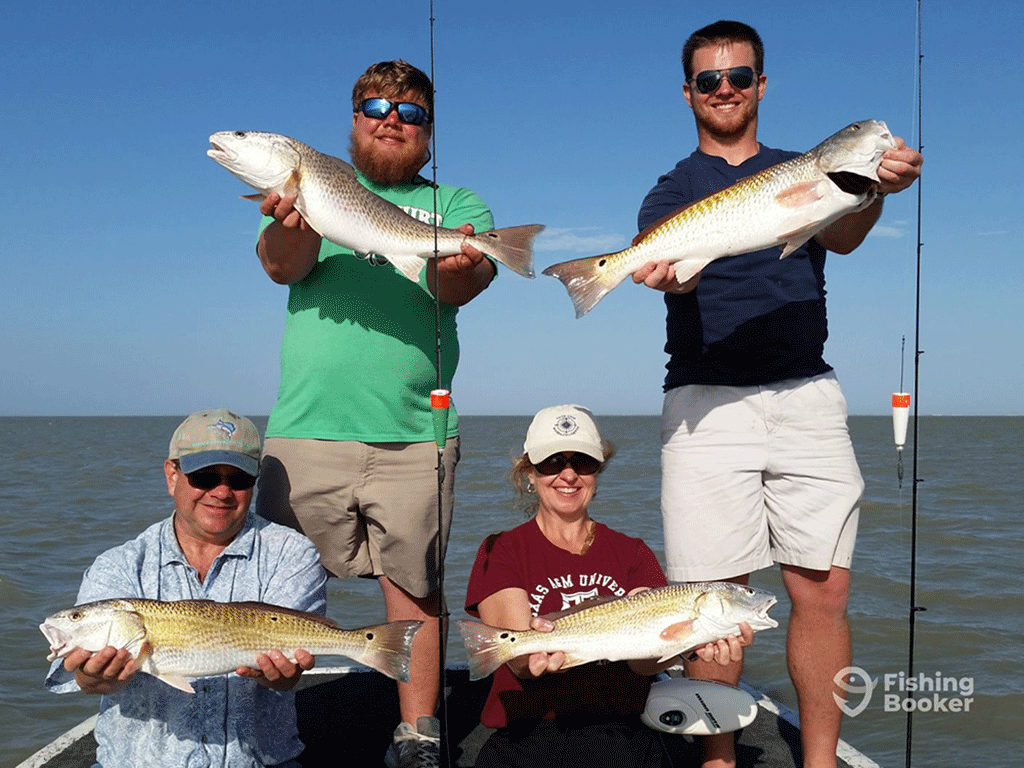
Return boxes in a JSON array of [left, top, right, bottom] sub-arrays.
[[660, 372, 862, 581]]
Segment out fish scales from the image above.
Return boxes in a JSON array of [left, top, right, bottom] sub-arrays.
[[41, 598, 422, 692], [457, 582, 778, 680], [207, 131, 543, 281], [543, 120, 897, 317], [632, 154, 822, 262], [125, 600, 377, 673]]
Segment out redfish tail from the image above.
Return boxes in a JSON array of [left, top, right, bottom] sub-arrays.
[[542, 252, 629, 318], [472, 224, 544, 278], [352, 620, 422, 682], [456, 620, 514, 681]]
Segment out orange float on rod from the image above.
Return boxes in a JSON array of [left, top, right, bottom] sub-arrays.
[[892, 392, 911, 451], [431, 389, 450, 451]]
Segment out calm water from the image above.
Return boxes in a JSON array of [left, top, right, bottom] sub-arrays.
[[2, 415, 1021, 767]]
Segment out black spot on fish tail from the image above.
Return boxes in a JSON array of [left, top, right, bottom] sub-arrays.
[[827, 171, 875, 195]]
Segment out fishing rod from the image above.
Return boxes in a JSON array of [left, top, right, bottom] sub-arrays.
[[427, 2, 454, 765], [904, 1, 925, 766]]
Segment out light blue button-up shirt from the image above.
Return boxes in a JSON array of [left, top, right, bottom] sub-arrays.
[[46, 511, 328, 768]]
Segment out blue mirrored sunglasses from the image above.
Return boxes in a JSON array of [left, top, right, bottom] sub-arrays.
[[358, 98, 431, 126]]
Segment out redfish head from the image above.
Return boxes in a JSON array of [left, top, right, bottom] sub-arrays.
[[208, 131, 302, 193]]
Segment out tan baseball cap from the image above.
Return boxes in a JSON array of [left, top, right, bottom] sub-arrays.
[[168, 409, 261, 476]]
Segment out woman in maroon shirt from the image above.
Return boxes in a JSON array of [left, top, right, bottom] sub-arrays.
[[465, 405, 750, 768]]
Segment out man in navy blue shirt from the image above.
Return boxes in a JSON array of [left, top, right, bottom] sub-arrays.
[[634, 20, 922, 768]]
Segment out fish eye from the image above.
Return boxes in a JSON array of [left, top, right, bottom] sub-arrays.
[[233, 131, 246, 138], [70, 611, 82, 621]]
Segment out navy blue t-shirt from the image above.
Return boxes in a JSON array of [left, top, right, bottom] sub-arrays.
[[638, 146, 834, 389]]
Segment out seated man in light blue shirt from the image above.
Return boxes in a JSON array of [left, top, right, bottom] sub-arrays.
[[45, 409, 328, 768]]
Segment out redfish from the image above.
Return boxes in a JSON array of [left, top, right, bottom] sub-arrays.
[[543, 120, 897, 317], [42, 598, 421, 692]]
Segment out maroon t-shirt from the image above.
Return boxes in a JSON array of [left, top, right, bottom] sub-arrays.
[[465, 518, 667, 728]]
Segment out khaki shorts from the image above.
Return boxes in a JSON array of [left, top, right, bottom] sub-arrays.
[[256, 436, 459, 598], [660, 372, 862, 581]]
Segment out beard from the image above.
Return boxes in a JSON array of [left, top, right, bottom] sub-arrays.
[[348, 134, 430, 185], [694, 98, 759, 142]]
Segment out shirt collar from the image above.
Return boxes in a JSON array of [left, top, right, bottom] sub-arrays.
[[159, 511, 258, 568], [692, 142, 765, 169]]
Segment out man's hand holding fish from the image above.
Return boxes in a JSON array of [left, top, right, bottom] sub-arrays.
[[62, 643, 147, 696], [631, 259, 701, 295], [235, 647, 315, 692]]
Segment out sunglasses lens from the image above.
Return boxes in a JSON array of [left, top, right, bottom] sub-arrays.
[[533, 455, 565, 475], [396, 103, 428, 125], [727, 67, 755, 89], [571, 454, 601, 475], [186, 470, 256, 491], [360, 98, 390, 119], [694, 70, 722, 94], [534, 453, 601, 476]]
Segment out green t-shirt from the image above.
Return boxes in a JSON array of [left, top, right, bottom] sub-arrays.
[[263, 172, 494, 442]]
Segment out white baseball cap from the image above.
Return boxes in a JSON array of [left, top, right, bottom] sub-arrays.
[[524, 404, 604, 463]]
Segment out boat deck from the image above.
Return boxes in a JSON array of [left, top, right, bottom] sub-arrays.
[[296, 668, 814, 767], [24, 667, 876, 768]]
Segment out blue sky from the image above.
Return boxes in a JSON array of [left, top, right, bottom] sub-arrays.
[[3, 1, 1019, 417]]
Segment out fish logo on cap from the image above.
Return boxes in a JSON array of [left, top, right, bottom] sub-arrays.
[[211, 418, 237, 438], [553, 414, 579, 436]]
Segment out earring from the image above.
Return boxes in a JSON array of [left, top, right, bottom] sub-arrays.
[[526, 481, 535, 494]]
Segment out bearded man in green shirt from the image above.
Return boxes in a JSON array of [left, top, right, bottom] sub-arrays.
[[254, 60, 497, 768]]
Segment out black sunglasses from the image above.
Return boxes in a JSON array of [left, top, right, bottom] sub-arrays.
[[358, 98, 431, 126], [533, 452, 602, 476], [184, 468, 256, 491], [690, 66, 758, 94]]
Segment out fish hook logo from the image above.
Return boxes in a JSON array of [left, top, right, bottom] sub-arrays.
[[833, 665, 877, 717], [210, 419, 237, 438]]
